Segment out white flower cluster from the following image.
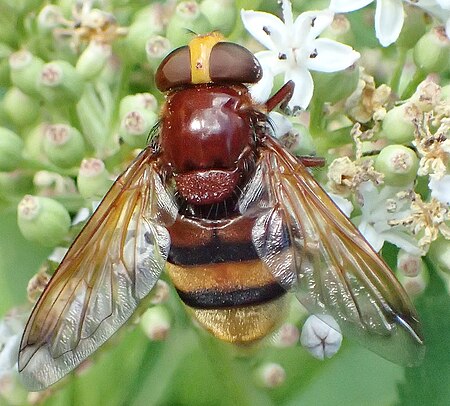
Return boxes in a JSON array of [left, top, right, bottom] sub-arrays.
[[242, 0, 450, 111], [241, 0, 450, 362], [330, 0, 450, 47], [241, 1, 360, 111]]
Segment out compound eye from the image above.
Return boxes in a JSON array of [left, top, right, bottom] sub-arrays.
[[155, 40, 263, 92], [155, 46, 191, 92], [210, 42, 262, 85]]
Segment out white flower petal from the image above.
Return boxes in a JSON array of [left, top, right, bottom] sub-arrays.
[[375, 0, 405, 46], [249, 80, 272, 103], [240, 10, 288, 51], [329, 193, 354, 217], [281, 0, 294, 27], [293, 10, 335, 45], [429, 174, 450, 205], [435, 0, 450, 10], [329, 0, 374, 12], [242, 3, 360, 110], [358, 181, 379, 212], [382, 230, 422, 256], [285, 67, 314, 110], [358, 221, 385, 251], [446, 18, 450, 38], [268, 112, 293, 138], [305, 38, 360, 72], [249, 71, 274, 103], [72, 207, 90, 225], [412, 0, 450, 26], [254, 50, 288, 76], [48, 247, 68, 263], [379, 184, 407, 199]]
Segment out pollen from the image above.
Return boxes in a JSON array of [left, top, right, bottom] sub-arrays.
[[327, 156, 383, 196], [391, 150, 412, 171], [18, 195, 40, 219], [345, 70, 391, 123], [390, 193, 450, 252], [27, 267, 51, 303], [53, 3, 127, 50], [413, 112, 450, 179], [327, 123, 384, 195]]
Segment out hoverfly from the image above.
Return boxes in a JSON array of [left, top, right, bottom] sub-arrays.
[[18, 32, 424, 390]]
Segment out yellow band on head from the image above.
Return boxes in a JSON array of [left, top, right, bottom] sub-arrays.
[[189, 32, 224, 84]]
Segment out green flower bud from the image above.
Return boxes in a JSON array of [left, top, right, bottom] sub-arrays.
[[396, 249, 423, 277], [312, 64, 359, 104], [76, 41, 112, 80], [119, 109, 158, 148], [37, 5, 64, 33], [124, 5, 165, 63], [77, 158, 111, 200], [280, 123, 316, 157], [254, 363, 286, 389], [381, 102, 419, 144], [0, 11, 17, 46], [0, 44, 10, 59], [413, 26, 450, 73], [166, 2, 211, 47], [145, 36, 172, 70], [37, 60, 84, 104], [301, 314, 342, 360], [23, 123, 46, 162], [43, 124, 85, 168], [428, 237, 450, 274], [441, 83, 450, 101], [200, 0, 236, 35], [2, 87, 40, 128], [133, 3, 166, 30], [56, 0, 74, 15], [374, 145, 418, 186], [97, 55, 121, 86], [0, 170, 33, 197], [3, 0, 42, 13], [0, 43, 12, 87], [119, 93, 158, 120], [34, 170, 77, 196], [0, 127, 24, 171], [9, 50, 45, 97], [148, 280, 170, 305], [272, 323, 299, 348], [322, 14, 353, 44], [17, 195, 71, 247], [398, 268, 428, 297], [396, 5, 427, 49], [140, 305, 171, 341], [409, 79, 441, 112]]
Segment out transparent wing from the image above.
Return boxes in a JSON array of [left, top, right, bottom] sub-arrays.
[[240, 137, 424, 366], [18, 147, 178, 390]]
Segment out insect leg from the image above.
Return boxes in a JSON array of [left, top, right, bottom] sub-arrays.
[[264, 80, 295, 112], [297, 156, 326, 167]]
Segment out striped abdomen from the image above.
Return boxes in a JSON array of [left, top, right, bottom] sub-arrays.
[[166, 214, 289, 343]]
